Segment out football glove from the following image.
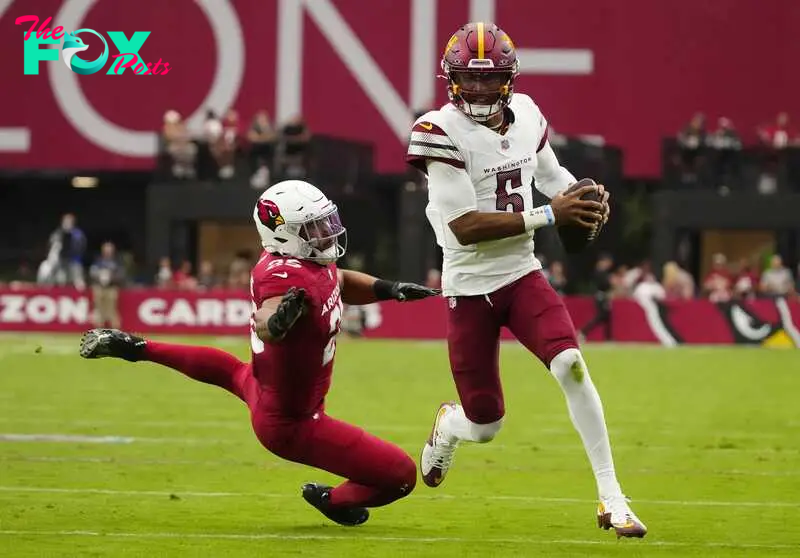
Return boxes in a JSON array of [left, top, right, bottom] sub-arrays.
[[390, 282, 441, 302], [267, 287, 307, 339]]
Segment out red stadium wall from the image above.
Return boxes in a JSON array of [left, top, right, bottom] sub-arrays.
[[2, 0, 799, 177], [1, 288, 798, 348]]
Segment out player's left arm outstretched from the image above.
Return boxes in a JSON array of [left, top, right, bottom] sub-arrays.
[[337, 269, 440, 304]]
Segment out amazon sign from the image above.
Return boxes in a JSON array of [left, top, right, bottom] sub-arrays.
[[1, 287, 798, 348]]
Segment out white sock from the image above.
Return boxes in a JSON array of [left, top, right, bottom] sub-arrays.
[[441, 404, 503, 444], [549, 348, 623, 499]]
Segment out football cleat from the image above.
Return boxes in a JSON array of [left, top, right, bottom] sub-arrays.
[[79, 328, 146, 362], [597, 494, 647, 538], [420, 401, 459, 488], [301, 483, 369, 527]]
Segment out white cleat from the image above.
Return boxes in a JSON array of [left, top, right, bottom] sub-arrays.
[[420, 402, 459, 487], [597, 494, 648, 538]]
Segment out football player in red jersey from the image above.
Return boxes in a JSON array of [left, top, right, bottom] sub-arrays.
[[79, 180, 439, 526], [406, 22, 646, 538]]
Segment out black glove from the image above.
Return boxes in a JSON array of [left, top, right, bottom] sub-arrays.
[[373, 278, 440, 302], [392, 282, 441, 301], [267, 287, 307, 339]]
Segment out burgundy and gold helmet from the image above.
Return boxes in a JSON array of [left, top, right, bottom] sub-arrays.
[[441, 22, 520, 123]]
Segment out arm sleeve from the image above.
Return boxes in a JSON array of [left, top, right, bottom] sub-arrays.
[[405, 121, 466, 173], [426, 160, 478, 223], [533, 141, 577, 199]]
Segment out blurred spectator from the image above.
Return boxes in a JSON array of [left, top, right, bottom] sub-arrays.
[[676, 112, 707, 185], [197, 260, 218, 290], [758, 112, 797, 149], [155, 257, 173, 289], [708, 117, 741, 190], [610, 264, 632, 298], [546, 261, 567, 295], [621, 260, 652, 294], [162, 109, 196, 179], [217, 109, 240, 179], [702, 253, 732, 302], [89, 241, 125, 328], [757, 112, 797, 195], [281, 115, 311, 179], [732, 257, 759, 300], [248, 110, 277, 189], [796, 263, 800, 296], [759, 254, 794, 297], [37, 213, 86, 289], [203, 109, 223, 144], [341, 302, 382, 337], [227, 251, 252, 290], [579, 253, 614, 341], [662, 260, 695, 299], [632, 271, 666, 302], [9, 261, 35, 290], [173, 260, 197, 290], [201, 109, 224, 178]]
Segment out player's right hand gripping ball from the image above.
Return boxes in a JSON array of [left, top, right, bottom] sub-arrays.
[[557, 178, 605, 254]]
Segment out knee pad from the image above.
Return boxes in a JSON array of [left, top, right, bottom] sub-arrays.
[[468, 417, 504, 443], [549, 348, 587, 385]]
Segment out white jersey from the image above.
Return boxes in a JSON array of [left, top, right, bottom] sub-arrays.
[[406, 94, 576, 296]]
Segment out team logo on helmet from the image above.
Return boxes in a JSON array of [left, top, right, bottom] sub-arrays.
[[257, 199, 285, 231], [445, 34, 459, 55]]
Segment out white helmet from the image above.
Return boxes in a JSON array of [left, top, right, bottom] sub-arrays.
[[253, 180, 346, 264]]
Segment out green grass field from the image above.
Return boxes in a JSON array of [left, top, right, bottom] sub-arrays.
[[0, 334, 799, 557]]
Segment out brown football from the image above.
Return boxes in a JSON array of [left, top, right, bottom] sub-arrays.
[[557, 178, 604, 254]]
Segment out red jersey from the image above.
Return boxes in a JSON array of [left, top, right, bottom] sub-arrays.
[[249, 252, 343, 419]]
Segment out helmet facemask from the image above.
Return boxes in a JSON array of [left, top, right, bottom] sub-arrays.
[[445, 60, 518, 123], [292, 205, 347, 264]]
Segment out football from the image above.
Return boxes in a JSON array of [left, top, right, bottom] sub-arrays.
[[557, 178, 605, 254]]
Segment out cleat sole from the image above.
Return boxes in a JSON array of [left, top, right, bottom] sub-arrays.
[[79, 331, 100, 359]]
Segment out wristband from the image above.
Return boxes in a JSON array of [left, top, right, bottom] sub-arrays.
[[522, 205, 555, 231], [373, 279, 397, 301]]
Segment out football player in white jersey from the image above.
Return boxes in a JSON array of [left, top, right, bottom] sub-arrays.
[[406, 22, 647, 538]]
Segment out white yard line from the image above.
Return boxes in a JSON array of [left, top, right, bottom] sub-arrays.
[[1, 431, 796, 454], [0, 529, 797, 550], [0, 485, 798, 508], [0, 434, 134, 444], [0, 417, 789, 439], [3, 455, 799, 478]]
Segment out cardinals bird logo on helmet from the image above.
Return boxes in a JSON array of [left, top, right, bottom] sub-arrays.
[[257, 199, 285, 231]]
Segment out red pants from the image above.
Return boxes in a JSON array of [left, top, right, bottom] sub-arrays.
[[143, 343, 416, 508], [446, 270, 579, 424]]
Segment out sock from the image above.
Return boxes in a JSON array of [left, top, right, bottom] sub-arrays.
[[441, 405, 503, 444], [329, 481, 410, 508], [549, 348, 623, 499], [144, 341, 246, 397]]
